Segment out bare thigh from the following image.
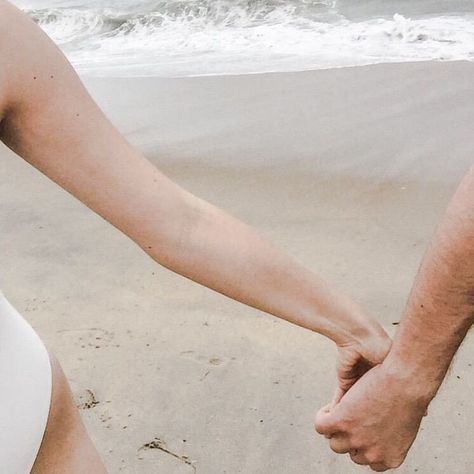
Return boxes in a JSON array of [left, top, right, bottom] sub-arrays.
[[32, 353, 107, 473]]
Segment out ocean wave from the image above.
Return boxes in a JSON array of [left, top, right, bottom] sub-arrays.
[[20, 1, 474, 76]]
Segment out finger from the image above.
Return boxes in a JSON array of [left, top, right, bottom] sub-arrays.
[[349, 450, 370, 465], [369, 463, 390, 472], [314, 405, 338, 436], [329, 433, 351, 454], [315, 404, 333, 437], [329, 434, 351, 454], [320, 403, 332, 414]]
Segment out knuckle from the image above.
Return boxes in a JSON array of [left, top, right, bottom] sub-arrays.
[[370, 465, 389, 472], [350, 454, 368, 466], [386, 458, 404, 469], [314, 421, 326, 435]]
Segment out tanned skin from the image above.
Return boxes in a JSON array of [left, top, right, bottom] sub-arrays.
[[0, 2, 390, 471], [316, 167, 474, 471], [32, 355, 107, 473]]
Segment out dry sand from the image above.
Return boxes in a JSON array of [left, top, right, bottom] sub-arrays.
[[0, 61, 473, 473]]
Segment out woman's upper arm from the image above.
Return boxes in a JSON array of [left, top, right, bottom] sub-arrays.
[[0, 2, 191, 248]]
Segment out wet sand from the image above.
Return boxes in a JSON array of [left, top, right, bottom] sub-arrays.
[[0, 61, 473, 473]]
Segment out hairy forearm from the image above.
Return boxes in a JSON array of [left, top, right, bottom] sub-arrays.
[[387, 167, 474, 400]]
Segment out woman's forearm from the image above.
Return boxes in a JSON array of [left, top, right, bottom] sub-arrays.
[[124, 173, 379, 345], [0, 0, 383, 346]]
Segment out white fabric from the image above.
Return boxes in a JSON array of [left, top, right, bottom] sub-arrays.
[[0, 291, 52, 473]]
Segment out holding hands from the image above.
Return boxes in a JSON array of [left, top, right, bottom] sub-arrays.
[[332, 320, 391, 402], [1, 3, 471, 471], [315, 359, 429, 471], [320, 314, 425, 472], [315, 168, 474, 471]]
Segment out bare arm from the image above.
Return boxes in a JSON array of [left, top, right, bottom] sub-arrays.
[[387, 166, 474, 397], [315, 167, 474, 470], [0, 1, 389, 384]]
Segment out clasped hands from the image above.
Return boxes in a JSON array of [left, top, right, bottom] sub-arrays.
[[316, 324, 430, 471]]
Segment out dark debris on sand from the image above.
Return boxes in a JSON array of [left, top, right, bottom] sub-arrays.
[[139, 437, 196, 472]]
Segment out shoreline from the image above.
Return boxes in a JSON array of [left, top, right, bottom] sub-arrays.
[[78, 58, 470, 79], [84, 60, 474, 185]]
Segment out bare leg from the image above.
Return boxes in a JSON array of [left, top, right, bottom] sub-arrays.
[[32, 353, 107, 473]]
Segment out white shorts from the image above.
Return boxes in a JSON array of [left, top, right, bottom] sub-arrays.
[[0, 291, 52, 473]]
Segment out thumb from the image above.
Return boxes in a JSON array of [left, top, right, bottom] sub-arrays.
[[330, 387, 345, 409], [315, 403, 338, 436]]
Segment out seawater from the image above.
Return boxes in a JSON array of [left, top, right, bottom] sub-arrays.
[[12, 0, 474, 77]]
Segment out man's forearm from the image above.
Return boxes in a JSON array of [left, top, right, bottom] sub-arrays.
[[387, 167, 474, 400], [314, 169, 474, 471]]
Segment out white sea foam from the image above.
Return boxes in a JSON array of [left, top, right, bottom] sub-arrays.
[[11, 0, 474, 77]]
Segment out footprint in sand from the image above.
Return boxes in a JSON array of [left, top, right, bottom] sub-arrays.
[[179, 350, 227, 367], [75, 388, 100, 410]]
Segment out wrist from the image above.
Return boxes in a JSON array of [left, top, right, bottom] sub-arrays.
[[330, 307, 392, 366], [382, 350, 441, 406], [332, 305, 389, 348], [303, 284, 389, 357]]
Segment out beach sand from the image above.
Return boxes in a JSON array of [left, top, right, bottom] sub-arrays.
[[0, 61, 473, 473]]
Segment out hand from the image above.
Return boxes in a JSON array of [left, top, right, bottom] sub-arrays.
[[315, 361, 430, 471], [334, 321, 391, 402]]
